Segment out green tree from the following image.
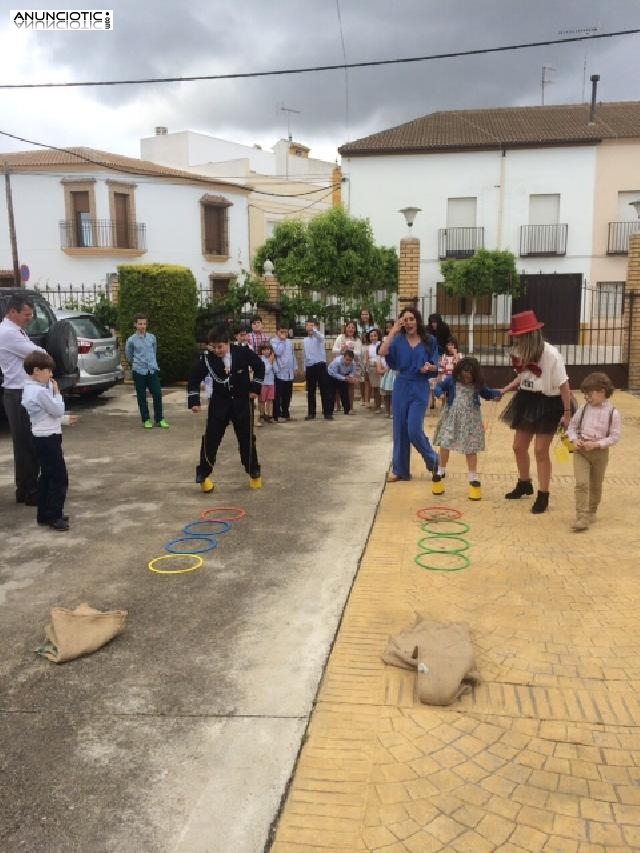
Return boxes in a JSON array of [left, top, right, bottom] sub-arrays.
[[440, 249, 520, 352], [253, 207, 397, 323]]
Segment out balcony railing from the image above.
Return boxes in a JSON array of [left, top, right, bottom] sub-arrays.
[[438, 227, 484, 259], [59, 219, 147, 251], [607, 220, 640, 255], [519, 223, 567, 257]]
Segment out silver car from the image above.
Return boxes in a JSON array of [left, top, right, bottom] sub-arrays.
[[54, 309, 124, 396]]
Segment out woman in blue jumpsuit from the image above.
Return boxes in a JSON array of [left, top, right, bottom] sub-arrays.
[[379, 308, 439, 480]]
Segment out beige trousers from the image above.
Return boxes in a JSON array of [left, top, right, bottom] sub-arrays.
[[573, 447, 609, 517]]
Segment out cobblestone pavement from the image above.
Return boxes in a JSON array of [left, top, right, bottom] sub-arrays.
[[272, 391, 640, 853]]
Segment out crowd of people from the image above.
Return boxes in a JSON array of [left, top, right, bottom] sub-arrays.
[[0, 296, 621, 534]]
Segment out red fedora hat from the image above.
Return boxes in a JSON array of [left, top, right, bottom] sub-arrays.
[[508, 310, 544, 336]]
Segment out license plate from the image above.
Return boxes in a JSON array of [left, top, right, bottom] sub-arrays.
[[96, 348, 113, 359]]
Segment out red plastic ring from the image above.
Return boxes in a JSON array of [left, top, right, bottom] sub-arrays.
[[200, 506, 247, 522], [416, 506, 463, 521]]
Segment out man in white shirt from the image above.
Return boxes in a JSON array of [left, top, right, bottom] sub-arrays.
[[0, 295, 44, 504]]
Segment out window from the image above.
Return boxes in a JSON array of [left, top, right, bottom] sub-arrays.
[[200, 194, 232, 258], [62, 179, 97, 248], [596, 282, 624, 317], [108, 181, 138, 249], [26, 301, 54, 335], [209, 275, 232, 299], [529, 194, 560, 225]]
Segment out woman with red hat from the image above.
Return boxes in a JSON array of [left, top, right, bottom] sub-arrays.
[[500, 310, 572, 514]]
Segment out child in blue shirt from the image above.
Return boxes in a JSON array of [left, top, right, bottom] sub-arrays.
[[328, 350, 357, 415], [21, 351, 77, 531], [124, 313, 169, 430]]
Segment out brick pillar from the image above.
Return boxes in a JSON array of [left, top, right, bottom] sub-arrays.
[[626, 233, 640, 390], [109, 275, 119, 305], [398, 236, 420, 307], [260, 273, 280, 335]]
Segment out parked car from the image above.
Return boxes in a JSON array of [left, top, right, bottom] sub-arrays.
[[54, 309, 124, 396], [0, 288, 79, 415]]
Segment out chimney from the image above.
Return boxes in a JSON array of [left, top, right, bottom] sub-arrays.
[[589, 75, 600, 124], [154, 126, 168, 136]]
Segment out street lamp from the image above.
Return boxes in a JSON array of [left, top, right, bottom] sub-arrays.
[[399, 206, 421, 235]]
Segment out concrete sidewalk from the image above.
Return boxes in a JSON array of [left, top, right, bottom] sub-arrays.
[[272, 392, 640, 853]]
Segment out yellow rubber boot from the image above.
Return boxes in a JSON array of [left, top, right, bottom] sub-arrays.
[[201, 477, 214, 494], [431, 473, 445, 496], [249, 476, 262, 490], [468, 480, 482, 501]]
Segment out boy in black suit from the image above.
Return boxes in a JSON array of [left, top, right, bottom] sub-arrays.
[[188, 325, 265, 491]]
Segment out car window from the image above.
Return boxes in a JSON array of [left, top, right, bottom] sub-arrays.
[[69, 315, 111, 339], [27, 301, 54, 335]]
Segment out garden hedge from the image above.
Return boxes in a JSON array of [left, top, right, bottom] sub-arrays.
[[118, 264, 198, 383]]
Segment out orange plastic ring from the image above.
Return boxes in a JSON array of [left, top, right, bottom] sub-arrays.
[[200, 506, 247, 521], [416, 506, 462, 521]]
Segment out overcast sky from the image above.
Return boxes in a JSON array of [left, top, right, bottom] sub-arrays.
[[1, 0, 639, 166]]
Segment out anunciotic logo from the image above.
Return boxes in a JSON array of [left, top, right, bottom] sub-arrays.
[[10, 10, 113, 30]]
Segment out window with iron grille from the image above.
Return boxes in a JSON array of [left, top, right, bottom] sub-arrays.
[[596, 282, 624, 317], [200, 194, 232, 258]]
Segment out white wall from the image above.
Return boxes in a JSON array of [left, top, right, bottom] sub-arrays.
[[342, 145, 598, 297], [0, 170, 249, 289]]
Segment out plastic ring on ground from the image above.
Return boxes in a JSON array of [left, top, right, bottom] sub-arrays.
[[183, 519, 231, 536], [416, 506, 462, 521], [414, 551, 470, 572], [148, 554, 204, 575], [200, 506, 247, 522], [420, 520, 470, 536], [165, 536, 218, 555], [417, 535, 470, 554]]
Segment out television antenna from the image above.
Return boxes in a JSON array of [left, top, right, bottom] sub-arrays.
[[280, 103, 301, 141], [557, 24, 600, 101]]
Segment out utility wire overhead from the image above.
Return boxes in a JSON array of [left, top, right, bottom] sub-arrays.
[[0, 29, 637, 89]]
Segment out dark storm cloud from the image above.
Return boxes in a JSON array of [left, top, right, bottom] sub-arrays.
[[16, 0, 640, 151]]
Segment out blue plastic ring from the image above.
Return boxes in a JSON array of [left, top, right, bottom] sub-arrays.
[[165, 535, 218, 555], [183, 519, 231, 536]]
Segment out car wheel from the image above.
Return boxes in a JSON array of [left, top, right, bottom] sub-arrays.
[[46, 320, 78, 374]]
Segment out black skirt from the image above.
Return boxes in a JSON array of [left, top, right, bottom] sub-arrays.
[[501, 389, 563, 435]]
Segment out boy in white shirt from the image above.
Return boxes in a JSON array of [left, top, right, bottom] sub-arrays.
[[567, 372, 621, 532], [21, 351, 77, 531]]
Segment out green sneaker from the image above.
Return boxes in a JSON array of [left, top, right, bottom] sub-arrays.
[[143, 419, 153, 429], [157, 419, 169, 429]]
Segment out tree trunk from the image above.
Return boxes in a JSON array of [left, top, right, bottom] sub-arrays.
[[467, 295, 477, 353]]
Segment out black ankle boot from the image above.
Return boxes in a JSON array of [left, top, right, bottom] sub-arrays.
[[505, 479, 534, 499], [531, 491, 549, 514]]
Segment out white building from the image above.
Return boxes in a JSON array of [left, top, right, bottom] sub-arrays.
[[140, 129, 339, 258], [340, 101, 640, 343], [0, 147, 250, 295]]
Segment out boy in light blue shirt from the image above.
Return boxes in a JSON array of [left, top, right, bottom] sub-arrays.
[[21, 351, 77, 531], [124, 313, 169, 429], [328, 350, 357, 415], [271, 324, 298, 421]]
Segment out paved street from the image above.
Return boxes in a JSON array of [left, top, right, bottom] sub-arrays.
[[272, 391, 640, 853], [0, 384, 391, 853]]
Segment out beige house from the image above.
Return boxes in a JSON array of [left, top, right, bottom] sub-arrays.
[[140, 130, 341, 265]]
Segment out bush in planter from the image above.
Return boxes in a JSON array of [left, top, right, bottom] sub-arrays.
[[118, 264, 198, 382]]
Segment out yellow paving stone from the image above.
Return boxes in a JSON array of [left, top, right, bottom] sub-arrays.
[[449, 829, 497, 852], [500, 763, 534, 785], [452, 759, 487, 783], [612, 803, 640, 824], [578, 799, 613, 822], [389, 819, 422, 841], [403, 799, 439, 826], [542, 838, 579, 852], [487, 795, 522, 820], [480, 773, 519, 798], [557, 776, 590, 798], [551, 815, 589, 841], [403, 830, 444, 852], [403, 779, 441, 801], [376, 804, 410, 825], [361, 825, 398, 848], [529, 770, 560, 791], [587, 821, 624, 846], [371, 764, 418, 784], [422, 814, 465, 844], [475, 811, 517, 845], [616, 784, 640, 804], [509, 824, 550, 852], [622, 824, 640, 846], [585, 780, 617, 802], [597, 765, 631, 785], [518, 751, 548, 770], [543, 758, 572, 775], [518, 805, 556, 833], [451, 803, 485, 829], [512, 785, 551, 808], [603, 748, 635, 766], [568, 761, 600, 781], [375, 783, 412, 805]]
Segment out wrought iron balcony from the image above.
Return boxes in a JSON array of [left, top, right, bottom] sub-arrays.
[[438, 227, 484, 259], [59, 219, 147, 251], [519, 223, 567, 257], [607, 221, 639, 255]]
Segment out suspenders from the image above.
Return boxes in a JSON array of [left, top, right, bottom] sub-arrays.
[[576, 404, 616, 439]]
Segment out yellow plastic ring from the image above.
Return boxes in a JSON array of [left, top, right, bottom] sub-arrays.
[[148, 554, 204, 575]]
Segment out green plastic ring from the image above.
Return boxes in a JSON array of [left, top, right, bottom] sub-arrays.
[[420, 520, 470, 536], [414, 551, 470, 572], [417, 535, 470, 554]]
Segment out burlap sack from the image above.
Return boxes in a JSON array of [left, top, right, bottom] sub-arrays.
[[37, 602, 127, 663], [382, 616, 479, 706]]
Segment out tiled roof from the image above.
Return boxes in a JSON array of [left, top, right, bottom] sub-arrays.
[[339, 102, 640, 156], [0, 146, 249, 191]]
